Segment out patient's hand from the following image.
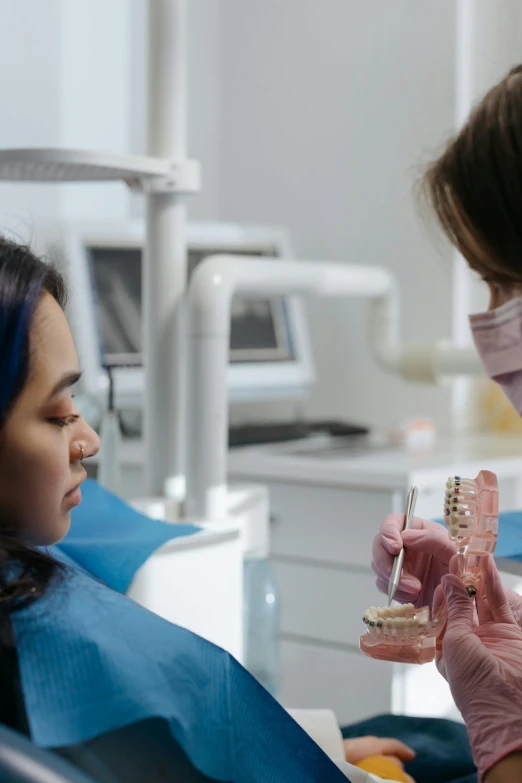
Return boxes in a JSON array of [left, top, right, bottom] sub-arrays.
[[343, 736, 416, 782]]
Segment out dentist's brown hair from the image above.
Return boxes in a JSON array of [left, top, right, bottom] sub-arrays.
[[423, 64, 522, 286]]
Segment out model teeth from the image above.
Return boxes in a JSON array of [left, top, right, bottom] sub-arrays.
[[362, 603, 422, 630], [362, 603, 436, 647], [444, 476, 479, 539]]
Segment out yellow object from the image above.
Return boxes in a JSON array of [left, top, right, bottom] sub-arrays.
[[356, 755, 410, 782], [479, 379, 522, 433]]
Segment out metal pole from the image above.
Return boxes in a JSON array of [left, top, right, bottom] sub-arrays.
[[451, 0, 476, 433], [144, 0, 188, 503]]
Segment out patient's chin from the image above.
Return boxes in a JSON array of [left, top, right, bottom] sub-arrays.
[[27, 512, 72, 547]]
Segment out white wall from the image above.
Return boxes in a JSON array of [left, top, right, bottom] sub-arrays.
[[0, 0, 219, 224], [59, 0, 132, 221], [0, 0, 133, 233], [218, 0, 459, 431], [0, 0, 63, 234], [0, 1, 520, 433]]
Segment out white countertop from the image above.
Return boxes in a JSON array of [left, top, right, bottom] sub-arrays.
[[97, 431, 522, 491], [227, 432, 522, 490]]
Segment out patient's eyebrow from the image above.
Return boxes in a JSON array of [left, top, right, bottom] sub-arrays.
[[47, 371, 83, 401]]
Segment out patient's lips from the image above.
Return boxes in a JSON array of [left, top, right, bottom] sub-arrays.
[[64, 485, 82, 508], [63, 474, 86, 509]]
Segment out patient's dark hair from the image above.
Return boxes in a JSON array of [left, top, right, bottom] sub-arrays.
[[0, 236, 65, 614], [422, 64, 522, 285]]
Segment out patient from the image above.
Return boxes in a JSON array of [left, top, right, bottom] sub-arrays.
[[0, 237, 410, 782], [0, 236, 466, 783]]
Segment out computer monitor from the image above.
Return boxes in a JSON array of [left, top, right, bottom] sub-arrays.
[[49, 221, 314, 413]]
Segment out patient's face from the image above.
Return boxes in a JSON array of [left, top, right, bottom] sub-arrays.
[[0, 293, 100, 545]]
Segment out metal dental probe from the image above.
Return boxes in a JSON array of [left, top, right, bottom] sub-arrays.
[[388, 486, 419, 607]]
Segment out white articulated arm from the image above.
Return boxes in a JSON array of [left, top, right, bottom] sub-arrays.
[[187, 255, 483, 520]]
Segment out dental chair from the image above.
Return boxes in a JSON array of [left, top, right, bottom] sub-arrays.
[[0, 724, 97, 783]]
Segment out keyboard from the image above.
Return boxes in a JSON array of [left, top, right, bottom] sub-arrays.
[[228, 420, 369, 448]]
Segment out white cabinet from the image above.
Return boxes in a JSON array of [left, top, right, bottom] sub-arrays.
[[280, 640, 394, 725]]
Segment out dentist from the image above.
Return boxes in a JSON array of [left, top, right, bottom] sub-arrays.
[[374, 64, 522, 782]]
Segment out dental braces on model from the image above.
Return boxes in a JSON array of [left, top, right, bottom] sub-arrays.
[[444, 470, 498, 597], [360, 604, 437, 664], [359, 470, 499, 664]]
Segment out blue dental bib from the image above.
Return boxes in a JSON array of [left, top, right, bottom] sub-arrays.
[[11, 559, 347, 782]]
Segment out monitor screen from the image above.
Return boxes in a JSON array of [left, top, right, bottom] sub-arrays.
[[88, 246, 295, 368]]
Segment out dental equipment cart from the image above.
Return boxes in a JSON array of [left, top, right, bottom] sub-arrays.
[[228, 431, 522, 725]]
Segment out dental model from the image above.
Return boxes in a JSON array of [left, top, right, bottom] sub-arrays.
[[360, 470, 499, 664], [443, 470, 498, 597], [360, 604, 438, 664]]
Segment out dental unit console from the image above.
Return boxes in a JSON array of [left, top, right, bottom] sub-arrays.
[[360, 469, 499, 664]]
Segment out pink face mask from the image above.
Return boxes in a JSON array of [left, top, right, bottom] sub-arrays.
[[469, 296, 522, 414]]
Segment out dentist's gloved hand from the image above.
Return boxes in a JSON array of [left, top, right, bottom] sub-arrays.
[[372, 514, 456, 608], [436, 555, 522, 781], [503, 586, 522, 628], [373, 512, 522, 624]]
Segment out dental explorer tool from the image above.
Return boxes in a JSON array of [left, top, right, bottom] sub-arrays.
[[387, 486, 418, 607]]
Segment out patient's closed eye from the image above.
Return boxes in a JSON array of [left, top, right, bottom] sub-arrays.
[[49, 414, 81, 428]]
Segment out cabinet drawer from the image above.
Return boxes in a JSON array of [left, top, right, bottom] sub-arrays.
[[268, 482, 393, 568], [279, 639, 393, 725], [274, 561, 381, 647]]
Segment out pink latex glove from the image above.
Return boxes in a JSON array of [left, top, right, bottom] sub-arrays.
[[372, 514, 456, 608], [435, 555, 522, 781], [504, 586, 522, 628]]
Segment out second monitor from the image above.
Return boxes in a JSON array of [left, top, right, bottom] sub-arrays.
[[51, 220, 315, 412]]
